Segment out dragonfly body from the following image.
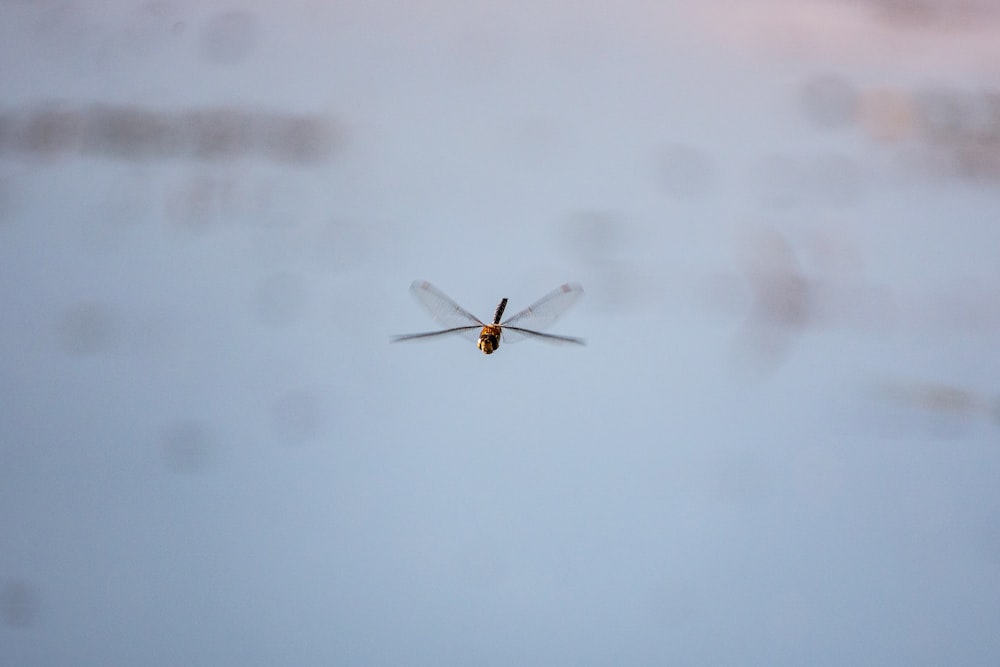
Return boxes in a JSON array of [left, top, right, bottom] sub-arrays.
[[478, 323, 503, 354], [477, 298, 509, 354], [394, 281, 584, 355]]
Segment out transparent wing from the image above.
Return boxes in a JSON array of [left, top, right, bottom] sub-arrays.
[[392, 326, 482, 343], [405, 280, 484, 342], [500, 283, 584, 342], [501, 327, 585, 346]]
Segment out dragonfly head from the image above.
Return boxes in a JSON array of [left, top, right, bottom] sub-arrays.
[[478, 327, 500, 355]]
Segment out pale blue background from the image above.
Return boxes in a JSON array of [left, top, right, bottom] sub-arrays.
[[2, 1, 1000, 665]]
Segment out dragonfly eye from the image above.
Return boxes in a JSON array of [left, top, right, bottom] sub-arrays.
[[478, 334, 499, 354]]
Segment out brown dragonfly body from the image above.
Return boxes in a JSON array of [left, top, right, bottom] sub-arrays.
[[394, 281, 584, 355]]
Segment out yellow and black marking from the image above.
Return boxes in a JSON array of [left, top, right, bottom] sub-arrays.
[[478, 324, 502, 354]]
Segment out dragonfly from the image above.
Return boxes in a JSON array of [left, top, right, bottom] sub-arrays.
[[393, 280, 585, 354]]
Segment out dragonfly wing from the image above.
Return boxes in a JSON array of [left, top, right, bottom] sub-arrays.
[[393, 326, 483, 343], [500, 283, 584, 337], [407, 281, 484, 342], [502, 326, 585, 345]]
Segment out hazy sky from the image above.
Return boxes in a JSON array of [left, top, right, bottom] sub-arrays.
[[2, 2, 999, 665]]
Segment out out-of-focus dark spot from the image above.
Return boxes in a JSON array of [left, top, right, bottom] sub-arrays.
[[0, 176, 13, 226], [910, 88, 1000, 184], [867, 0, 939, 27], [181, 109, 252, 160], [952, 142, 1000, 184], [0, 105, 336, 165], [880, 382, 979, 417], [55, 301, 116, 356], [868, 0, 998, 27], [798, 74, 857, 130], [743, 228, 811, 328], [854, 85, 1000, 185], [919, 385, 977, 413], [200, 10, 261, 65], [556, 210, 625, 262], [0, 113, 10, 154], [858, 88, 917, 143], [160, 420, 213, 474], [917, 88, 970, 145], [750, 270, 810, 329], [258, 114, 337, 165], [730, 228, 813, 374], [254, 271, 307, 327], [84, 105, 173, 161], [1, 580, 38, 629], [272, 390, 324, 445], [871, 381, 1000, 437], [976, 91, 1000, 141], [19, 107, 82, 158], [655, 143, 717, 199]]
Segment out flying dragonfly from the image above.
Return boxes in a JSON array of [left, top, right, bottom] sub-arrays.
[[393, 280, 585, 354]]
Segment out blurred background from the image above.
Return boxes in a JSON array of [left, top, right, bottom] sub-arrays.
[[2, 1, 999, 664]]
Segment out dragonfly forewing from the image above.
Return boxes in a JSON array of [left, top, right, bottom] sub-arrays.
[[392, 325, 483, 342], [407, 280, 484, 342], [499, 283, 584, 343]]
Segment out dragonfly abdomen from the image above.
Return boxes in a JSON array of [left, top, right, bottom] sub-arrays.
[[492, 298, 508, 325]]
